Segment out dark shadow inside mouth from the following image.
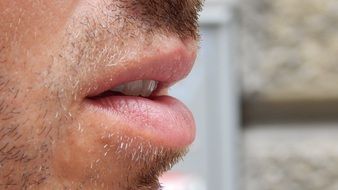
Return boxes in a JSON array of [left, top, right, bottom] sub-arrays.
[[87, 91, 158, 100], [87, 82, 167, 100], [87, 91, 126, 100]]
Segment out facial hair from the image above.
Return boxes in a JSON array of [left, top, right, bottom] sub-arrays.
[[0, 0, 203, 189]]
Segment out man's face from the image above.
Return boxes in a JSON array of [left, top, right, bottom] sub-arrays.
[[0, 0, 202, 189]]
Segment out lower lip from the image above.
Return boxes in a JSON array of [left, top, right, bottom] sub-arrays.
[[85, 95, 196, 148]]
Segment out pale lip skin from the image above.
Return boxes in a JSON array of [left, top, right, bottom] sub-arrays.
[[82, 36, 198, 149]]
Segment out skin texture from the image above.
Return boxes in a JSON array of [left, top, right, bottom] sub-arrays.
[[0, 0, 202, 189]]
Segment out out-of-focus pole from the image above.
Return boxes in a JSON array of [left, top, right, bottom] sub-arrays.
[[199, 1, 239, 190]]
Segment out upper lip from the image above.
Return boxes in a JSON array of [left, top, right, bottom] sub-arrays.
[[85, 37, 198, 98]]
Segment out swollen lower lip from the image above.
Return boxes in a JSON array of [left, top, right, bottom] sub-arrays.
[[85, 95, 196, 148]]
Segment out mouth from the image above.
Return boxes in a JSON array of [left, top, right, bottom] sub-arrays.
[[82, 37, 197, 148]]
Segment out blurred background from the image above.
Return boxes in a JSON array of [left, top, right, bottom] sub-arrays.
[[162, 0, 338, 189]]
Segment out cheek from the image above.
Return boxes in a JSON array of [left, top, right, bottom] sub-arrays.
[[0, 72, 64, 185], [0, 1, 78, 48]]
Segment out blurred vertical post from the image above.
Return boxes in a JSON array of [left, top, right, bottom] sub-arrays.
[[199, 0, 239, 190]]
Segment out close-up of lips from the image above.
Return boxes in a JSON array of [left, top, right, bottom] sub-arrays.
[[84, 38, 197, 149], [0, 0, 204, 189], [8, 0, 337, 190], [2, 0, 336, 190]]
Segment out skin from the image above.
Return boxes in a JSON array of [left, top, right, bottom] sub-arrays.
[[0, 0, 202, 190]]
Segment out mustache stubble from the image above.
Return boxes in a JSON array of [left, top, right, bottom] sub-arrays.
[[102, 0, 204, 40]]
